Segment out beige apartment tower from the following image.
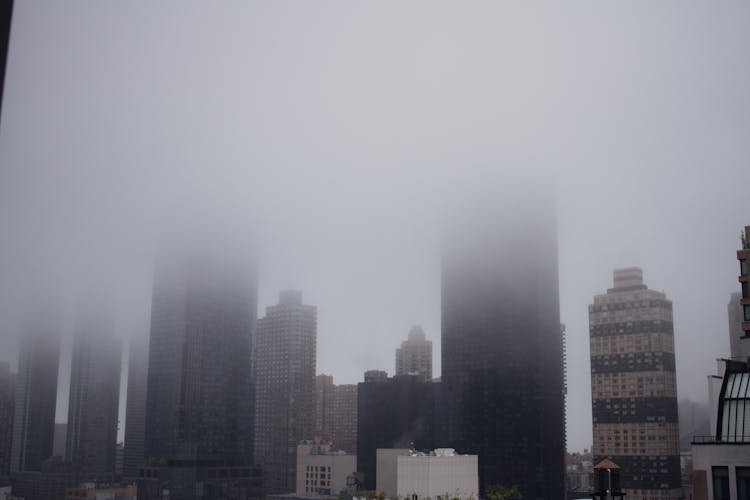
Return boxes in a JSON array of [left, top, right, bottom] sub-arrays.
[[254, 290, 317, 494], [589, 267, 681, 500], [395, 326, 432, 381]]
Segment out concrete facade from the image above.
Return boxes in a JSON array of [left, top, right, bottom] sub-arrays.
[[691, 359, 750, 500], [295, 443, 355, 497], [376, 449, 478, 500]]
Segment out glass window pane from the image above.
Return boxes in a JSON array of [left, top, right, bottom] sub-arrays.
[[713, 466, 730, 500]]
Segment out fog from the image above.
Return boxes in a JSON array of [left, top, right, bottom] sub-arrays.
[[0, 1, 748, 453]]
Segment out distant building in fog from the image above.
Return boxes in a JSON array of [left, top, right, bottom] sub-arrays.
[[315, 375, 334, 442], [66, 317, 121, 482], [395, 326, 432, 381], [728, 292, 744, 360], [356, 373, 437, 491], [0, 362, 13, 482], [314, 375, 358, 454], [53, 424, 67, 459], [10, 456, 75, 500], [441, 191, 565, 497], [123, 336, 148, 479], [142, 251, 257, 492], [733, 225, 750, 359], [11, 319, 60, 473], [295, 442, 355, 497], [589, 267, 681, 499], [254, 290, 317, 494]]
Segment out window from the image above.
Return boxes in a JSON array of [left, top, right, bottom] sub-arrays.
[[745, 304, 750, 322], [742, 259, 748, 276], [712, 466, 730, 500], [737, 467, 750, 500]]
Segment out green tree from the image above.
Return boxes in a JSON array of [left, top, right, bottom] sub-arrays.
[[485, 484, 522, 500]]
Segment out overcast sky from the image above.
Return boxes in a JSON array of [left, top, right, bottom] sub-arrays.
[[0, 1, 748, 453]]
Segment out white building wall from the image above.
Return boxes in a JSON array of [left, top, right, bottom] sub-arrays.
[[296, 444, 356, 496], [376, 449, 478, 500], [692, 444, 750, 500]]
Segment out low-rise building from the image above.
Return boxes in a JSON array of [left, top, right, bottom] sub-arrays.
[[65, 482, 137, 500], [691, 359, 750, 500], [296, 443, 355, 497], [375, 448, 478, 500]]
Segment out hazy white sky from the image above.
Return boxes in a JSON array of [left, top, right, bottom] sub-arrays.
[[0, 1, 748, 452]]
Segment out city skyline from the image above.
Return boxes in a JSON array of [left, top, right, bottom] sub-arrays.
[[0, 1, 748, 458]]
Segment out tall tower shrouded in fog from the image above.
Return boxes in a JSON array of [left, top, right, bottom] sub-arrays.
[[254, 290, 317, 494], [589, 268, 681, 500], [11, 318, 60, 473], [66, 311, 121, 482], [123, 336, 148, 479], [440, 189, 565, 499], [143, 251, 257, 467]]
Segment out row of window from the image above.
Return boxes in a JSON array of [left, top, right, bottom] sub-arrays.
[[712, 466, 750, 500]]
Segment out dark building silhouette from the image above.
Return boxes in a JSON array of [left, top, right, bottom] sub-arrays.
[[356, 374, 437, 491], [11, 319, 60, 474], [589, 268, 681, 499], [254, 290, 316, 494], [0, 0, 13, 122], [440, 191, 565, 499], [10, 456, 75, 500], [0, 362, 13, 482], [143, 251, 257, 482], [66, 314, 121, 482], [123, 335, 148, 479]]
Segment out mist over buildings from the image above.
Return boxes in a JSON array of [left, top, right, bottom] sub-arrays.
[[0, 1, 748, 454]]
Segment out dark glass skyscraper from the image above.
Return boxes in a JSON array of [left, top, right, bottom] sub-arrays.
[[66, 314, 121, 482], [11, 319, 60, 474], [356, 374, 437, 491], [123, 335, 148, 479], [440, 191, 565, 499], [143, 251, 257, 468]]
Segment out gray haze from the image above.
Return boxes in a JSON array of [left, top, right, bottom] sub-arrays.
[[0, 2, 748, 453]]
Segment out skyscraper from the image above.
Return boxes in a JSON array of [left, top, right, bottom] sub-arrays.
[[254, 290, 316, 494], [66, 314, 122, 482], [123, 335, 148, 479], [10, 319, 60, 474], [143, 252, 257, 468], [589, 267, 681, 500], [0, 362, 14, 482], [441, 192, 565, 498], [395, 326, 432, 381]]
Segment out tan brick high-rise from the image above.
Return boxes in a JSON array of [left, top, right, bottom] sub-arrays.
[[589, 267, 681, 500]]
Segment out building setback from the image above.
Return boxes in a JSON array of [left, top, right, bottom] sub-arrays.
[[440, 191, 565, 499], [11, 320, 60, 474], [254, 290, 317, 494], [589, 267, 681, 500], [66, 312, 121, 482], [395, 326, 432, 381]]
